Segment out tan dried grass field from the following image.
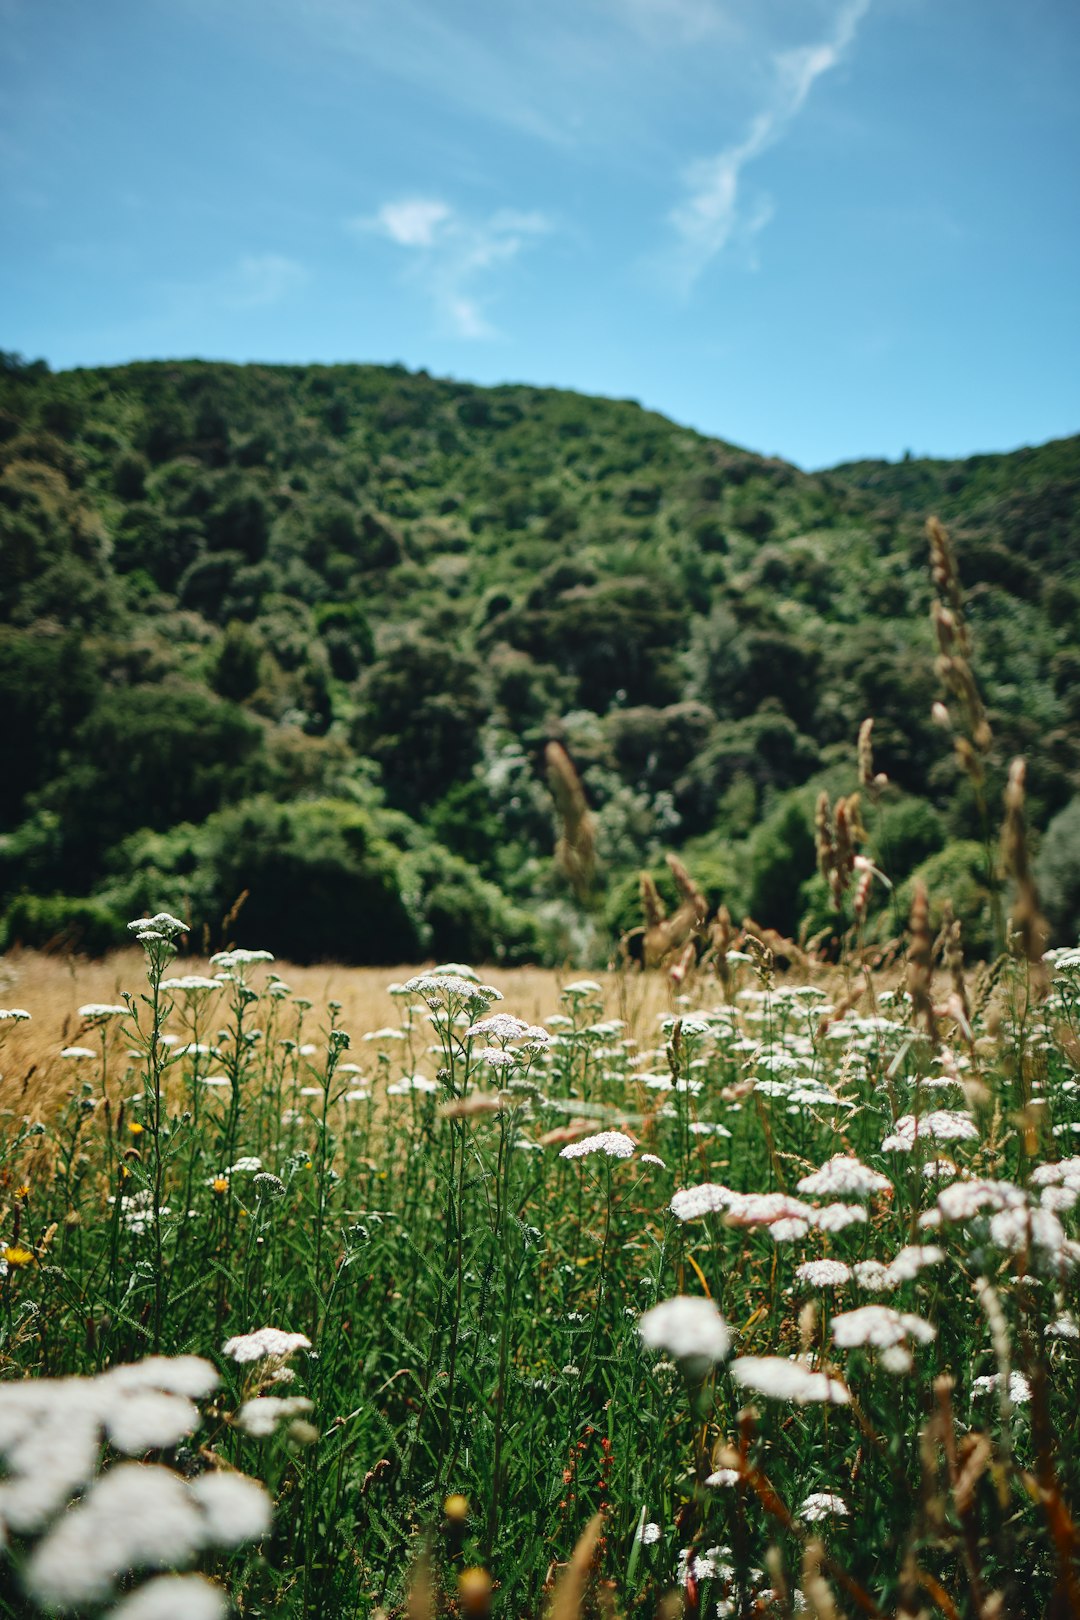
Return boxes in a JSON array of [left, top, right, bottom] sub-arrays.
[[0, 949, 681, 1116]]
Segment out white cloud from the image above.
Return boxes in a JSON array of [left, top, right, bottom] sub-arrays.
[[374, 198, 452, 248], [668, 0, 870, 288], [355, 197, 552, 339]]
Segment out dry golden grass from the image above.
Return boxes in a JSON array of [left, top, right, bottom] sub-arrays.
[[0, 950, 684, 1117]]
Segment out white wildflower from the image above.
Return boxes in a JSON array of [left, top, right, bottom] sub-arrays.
[[729, 1357, 849, 1405], [0, 1008, 31, 1022], [235, 1395, 315, 1438], [795, 1260, 851, 1288], [882, 1110, 979, 1151], [810, 1203, 868, 1233], [465, 1013, 529, 1041], [188, 1470, 273, 1545], [78, 1004, 128, 1020], [128, 913, 188, 938], [705, 1468, 740, 1487], [988, 1205, 1066, 1256], [636, 1521, 662, 1545], [228, 1156, 263, 1174], [853, 1260, 892, 1291], [927, 1178, 1026, 1223], [560, 1130, 636, 1160], [799, 1492, 848, 1522], [639, 1153, 667, 1167], [109, 1575, 228, 1620], [884, 1244, 946, 1284], [60, 1046, 97, 1060], [25, 1464, 206, 1607], [638, 1296, 731, 1371], [222, 1327, 312, 1365], [209, 948, 274, 968], [971, 1370, 1031, 1403], [831, 1306, 936, 1349], [797, 1155, 891, 1198]]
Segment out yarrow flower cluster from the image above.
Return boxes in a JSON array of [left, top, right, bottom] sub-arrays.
[[882, 1110, 979, 1152], [638, 1296, 731, 1372], [222, 1327, 312, 1366], [559, 1131, 636, 1161], [729, 1356, 849, 1406], [0, 1355, 272, 1612]]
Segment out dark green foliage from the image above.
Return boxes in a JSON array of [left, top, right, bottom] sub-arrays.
[[352, 634, 487, 814], [102, 798, 420, 963], [0, 628, 100, 827], [746, 794, 817, 936], [0, 892, 125, 956], [29, 685, 262, 887], [0, 357, 1077, 961]]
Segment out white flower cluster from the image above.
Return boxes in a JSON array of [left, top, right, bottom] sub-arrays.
[[881, 1110, 979, 1152], [127, 913, 188, 946], [0, 1355, 272, 1612], [638, 1296, 731, 1368], [222, 1326, 312, 1365], [0, 1007, 31, 1022], [78, 1003, 128, 1020], [831, 1305, 936, 1350], [559, 1130, 636, 1161], [402, 972, 502, 1008], [235, 1394, 315, 1438], [796, 1155, 891, 1198], [671, 1182, 868, 1241], [730, 1356, 849, 1405]]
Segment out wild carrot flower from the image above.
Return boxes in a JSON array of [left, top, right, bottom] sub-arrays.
[[61, 1046, 97, 1060], [78, 1003, 128, 1020], [0, 1008, 31, 1022]]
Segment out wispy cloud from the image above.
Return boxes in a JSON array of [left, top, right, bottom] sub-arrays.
[[224, 253, 307, 309], [668, 0, 870, 289], [355, 198, 552, 339]]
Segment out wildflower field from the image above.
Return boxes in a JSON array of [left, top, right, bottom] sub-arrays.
[[1, 867, 1080, 1620]]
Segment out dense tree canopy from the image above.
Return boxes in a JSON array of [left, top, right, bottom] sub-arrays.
[[0, 356, 1077, 961]]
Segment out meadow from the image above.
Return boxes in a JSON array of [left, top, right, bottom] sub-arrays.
[[0, 869, 1078, 1619]]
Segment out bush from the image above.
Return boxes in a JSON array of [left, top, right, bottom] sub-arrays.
[[101, 798, 421, 964], [893, 841, 996, 959], [0, 893, 125, 956], [746, 794, 816, 936]]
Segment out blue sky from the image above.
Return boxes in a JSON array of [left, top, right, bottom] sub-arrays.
[[2, 0, 1078, 467]]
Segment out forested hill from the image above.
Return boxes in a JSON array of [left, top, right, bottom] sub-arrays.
[[2, 352, 1079, 964]]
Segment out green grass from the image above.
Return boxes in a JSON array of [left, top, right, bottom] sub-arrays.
[[1, 917, 1079, 1619]]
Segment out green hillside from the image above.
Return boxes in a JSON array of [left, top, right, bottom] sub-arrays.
[[2, 351, 1079, 961]]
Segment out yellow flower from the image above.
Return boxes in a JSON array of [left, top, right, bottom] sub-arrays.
[[127, 1121, 144, 1137], [3, 1245, 35, 1269], [14, 1184, 29, 1200], [443, 1493, 469, 1521], [212, 1177, 229, 1195]]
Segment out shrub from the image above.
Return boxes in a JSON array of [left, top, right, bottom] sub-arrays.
[[0, 893, 125, 956]]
